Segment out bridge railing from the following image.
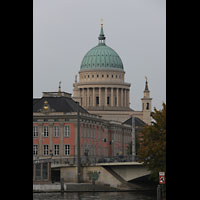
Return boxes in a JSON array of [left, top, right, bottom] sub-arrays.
[[43, 155, 139, 166]]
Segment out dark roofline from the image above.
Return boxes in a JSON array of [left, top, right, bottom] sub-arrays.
[[33, 96, 88, 114], [123, 116, 146, 127]]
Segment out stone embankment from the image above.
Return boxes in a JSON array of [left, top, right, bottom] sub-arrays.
[[33, 183, 154, 193], [33, 183, 119, 193]]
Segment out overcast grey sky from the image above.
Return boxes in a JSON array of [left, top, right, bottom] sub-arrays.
[[33, 0, 166, 111]]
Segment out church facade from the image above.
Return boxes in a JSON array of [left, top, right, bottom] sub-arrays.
[[73, 22, 152, 124]]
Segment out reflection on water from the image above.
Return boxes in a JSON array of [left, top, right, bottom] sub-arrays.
[[33, 191, 156, 200]]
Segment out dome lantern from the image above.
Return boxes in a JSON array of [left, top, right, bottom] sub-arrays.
[[98, 19, 106, 45]]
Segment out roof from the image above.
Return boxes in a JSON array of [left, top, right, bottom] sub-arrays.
[[123, 117, 146, 127], [33, 96, 88, 114], [33, 98, 40, 105]]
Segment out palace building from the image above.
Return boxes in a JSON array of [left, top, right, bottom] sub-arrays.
[[33, 91, 134, 163], [73, 22, 152, 124]]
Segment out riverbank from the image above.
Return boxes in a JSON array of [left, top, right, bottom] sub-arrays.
[[33, 183, 155, 193], [33, 191, 157, 200]]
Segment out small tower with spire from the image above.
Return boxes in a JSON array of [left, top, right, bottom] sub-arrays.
[[72, 74, 81, 104], [141, 76, 152, 125]]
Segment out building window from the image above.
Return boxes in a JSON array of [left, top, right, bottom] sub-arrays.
[[33, 126, 38, 137], [33, 145, 38, 156], [102, 74, 104, 78], [35, 163, 41, 180], [54, 145, 59, 156], [146, 103, 149, 110], [97, 74, 99, 78], [64, 125, 70, 137], [43, 145, 49, 155], [107, 96, 110, 105], [96, 96, 99, 105], [115, 97, 117, 106], [42, 163, 48, 180], [54, 126, 59, 137], [65, 144, 70, 155], [107, 74, 109, 78], [43, 126, 48, 137]]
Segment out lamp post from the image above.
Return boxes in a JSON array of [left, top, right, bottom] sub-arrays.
[[50, 149, 53, 163], [132, 115, 136, 161], [84, 149, 89, 164], [76, 101, 81, 183]]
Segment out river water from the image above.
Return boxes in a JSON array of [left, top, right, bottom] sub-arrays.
[[33, 191, 157, 200]]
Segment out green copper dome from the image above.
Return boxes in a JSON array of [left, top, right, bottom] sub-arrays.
[[80, 24, 124, 71]]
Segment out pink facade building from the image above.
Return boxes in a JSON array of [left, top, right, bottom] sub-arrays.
[[33, 91, 133, 164]]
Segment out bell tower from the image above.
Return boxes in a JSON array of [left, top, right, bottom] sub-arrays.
[[141, 77, 152, 125], [72, 74, 81, 104]]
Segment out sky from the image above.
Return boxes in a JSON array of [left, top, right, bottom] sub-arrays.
[[33, 0, 166, 111]]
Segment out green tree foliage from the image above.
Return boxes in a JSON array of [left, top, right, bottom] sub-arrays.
[[138, 103, 166, 182]]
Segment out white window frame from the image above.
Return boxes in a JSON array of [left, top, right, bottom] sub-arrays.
[[43, 145, 49, 155], [33, 145, 38, 155], [65, 144, 70, 156], [33, 126, 38, 137], [54, 126, 59, 137], [43, 126, 48, 137], [64, 125, 70, 137], [54, 145, 59, 156]]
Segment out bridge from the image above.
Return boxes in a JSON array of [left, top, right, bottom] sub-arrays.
[[50, 159, 151, 190]]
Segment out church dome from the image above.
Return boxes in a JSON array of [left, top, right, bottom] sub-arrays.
[[80, 23, 124, 71]]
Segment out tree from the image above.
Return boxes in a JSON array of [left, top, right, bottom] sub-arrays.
[[138, 103, 166, 183]]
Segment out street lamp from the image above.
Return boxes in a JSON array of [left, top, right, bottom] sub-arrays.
[[50, 149, 53, 163], [84, 149, 89, 164], [132, 115, 136, 161], [76, 101, 81, 183]]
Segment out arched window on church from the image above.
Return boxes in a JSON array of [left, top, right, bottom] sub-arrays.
[[146, 103, 149, 110]]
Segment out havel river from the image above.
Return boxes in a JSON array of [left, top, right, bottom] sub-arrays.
[[33, 191, 157, 200]]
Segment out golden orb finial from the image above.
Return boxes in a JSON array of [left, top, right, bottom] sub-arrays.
[[43, 101, 49, 111]]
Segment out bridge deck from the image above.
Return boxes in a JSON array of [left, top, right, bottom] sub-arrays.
[[96, 162, 143, 166]]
